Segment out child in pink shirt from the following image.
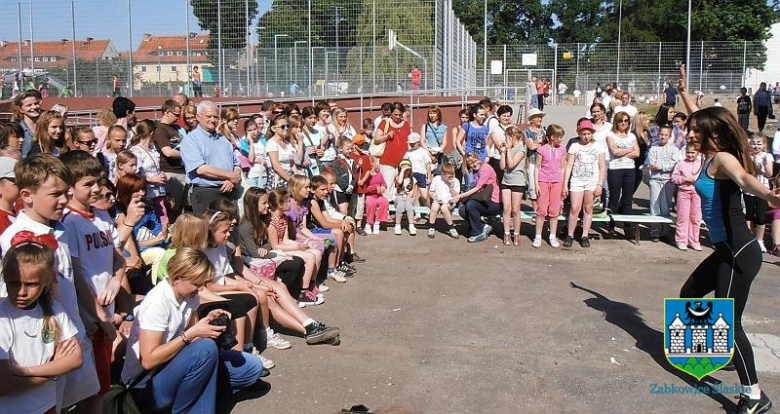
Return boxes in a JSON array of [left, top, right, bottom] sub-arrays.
[[533, 125, 566, 248], [362, 157, 389, 234], [671, 143, 703, 250]]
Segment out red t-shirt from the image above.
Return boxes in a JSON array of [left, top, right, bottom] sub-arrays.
[[0, 209, 17, 235], [410, 69, 421, 85], [378, 119, 411, 168], [350, 152, 371, 194]]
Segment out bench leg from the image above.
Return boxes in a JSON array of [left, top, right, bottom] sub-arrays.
[[634, 223, 641, 245]]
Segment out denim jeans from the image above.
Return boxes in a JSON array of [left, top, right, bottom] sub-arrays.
[[132, 339, 263, 414], [460, 199, 501, 237]]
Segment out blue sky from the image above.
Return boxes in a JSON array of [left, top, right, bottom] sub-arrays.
[[0, 0, 272, 52]]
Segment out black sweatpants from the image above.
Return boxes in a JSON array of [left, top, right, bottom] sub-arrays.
[[744, 194, 768, 226], [680, 236, 762, 386], [607, 168, 635, 215], [275, 256, 305, 297]]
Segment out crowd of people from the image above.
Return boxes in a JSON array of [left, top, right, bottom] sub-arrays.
[[0, 62, 779, 413]]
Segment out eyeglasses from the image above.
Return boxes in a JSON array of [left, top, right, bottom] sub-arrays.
[[619, 119, 630, 123], [272, 110, 285, 115], [276, 124, 289, 130], [77, 139, 97, 146]]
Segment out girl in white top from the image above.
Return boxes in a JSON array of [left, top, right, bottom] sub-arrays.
[[326, 107, 356, 165], [301, 106, 324, 176], [0, 243, 82, 414], [314, 105, 337, 167], [129, 120, 168, 223], [265, 115, 298, 190], [606, 111, 640, 218], [246, 119, 267, 188], [746, 134, 775, 252]]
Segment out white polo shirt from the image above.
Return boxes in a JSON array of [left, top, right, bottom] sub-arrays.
[[121, 278, 199, 387], [61, 207, 120, 322], [206, 245, 233, 285], [0, 212, 84, 340], [0, 299, 78, 414]]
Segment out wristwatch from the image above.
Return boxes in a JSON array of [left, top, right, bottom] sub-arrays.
[[123, 314, 135, 322]]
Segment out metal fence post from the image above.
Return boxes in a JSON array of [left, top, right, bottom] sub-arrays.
[[29, 1, 34, 75], [372, 0, 376, 94], [699, 40, 704, 92], [553, 44, 558, 105], [657, 42, 662, 101], [71, 1, 78, 96], [503, 43, 507, 100], [742, 40, 747, 88], [575, 43, 580, 90]]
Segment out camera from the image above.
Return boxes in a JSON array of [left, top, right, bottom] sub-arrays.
[[209, 313, 238, 350]]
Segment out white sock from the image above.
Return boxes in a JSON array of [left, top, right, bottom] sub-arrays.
[[746, 385, 762, 399], [302, 318, 315, 328], [534, 234, 542, 240]]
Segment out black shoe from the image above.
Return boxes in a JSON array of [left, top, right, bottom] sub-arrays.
[[734, 392, 772, 414], [347, 252, 366, 263], [651, 237, 660, 243], [305, 322, 341, 344], [259, 367, 271, 377], [580, 236, 590, 248], [356, 227, 367, 236], [338, 263, 356, 278], [563, 236, 574, 248]]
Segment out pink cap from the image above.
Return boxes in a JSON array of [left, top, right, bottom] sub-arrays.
[[577, 120, 596, 132]]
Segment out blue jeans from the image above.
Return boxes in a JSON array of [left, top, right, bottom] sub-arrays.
[[132, 340, 263, 414], [459, 200, 501, 237]]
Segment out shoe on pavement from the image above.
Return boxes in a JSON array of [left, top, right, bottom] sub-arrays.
[[580, 236, 590, 248], [409, 224, 417, 236], [258, 354, 275, 369], [428, 228, 436, 238], [373, 223, 381, 234], [328, 269, 347, 283], [305, 322, 341, 345], [482, 224, 493, 238], [363, 224, 372, 235], [532, 236, 542, 248], [297, 290, 325, 307], [394, 224, 402, 235], [266, 332, 292, 350], [758, 240, 768, 253], [318, 282, 330, 292], [677, 243, 688, 251], [447, 228, 459, 239], [549, 237, 560, 248], [734, 391, 772, 414], [690, 244, 703, 251], [563, 236, 574, 248]]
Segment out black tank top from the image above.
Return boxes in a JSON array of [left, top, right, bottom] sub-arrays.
[[695, 158, 752, 246]]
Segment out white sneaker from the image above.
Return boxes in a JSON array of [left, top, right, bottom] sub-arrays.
[[532, 236, 542, 248], [690, 244, 703, 251], [758, 240, 768, 253], [677, 243, 688, 251], [266, 332, 292, 350], [260, 355, 275, 369], [394, 224, 402, 235], [549, 237, 560, 248], [328, 269, 347, 283], [427, 228, 436, 238], [364, 223, 373, 235], [409, 224, 417, 236], [373, 223, 381, 234], [318, 282, 330, 292], [447, 228, 460, 239]]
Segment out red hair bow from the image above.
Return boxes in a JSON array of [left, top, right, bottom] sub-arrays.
[[10, 231, 58, 251]]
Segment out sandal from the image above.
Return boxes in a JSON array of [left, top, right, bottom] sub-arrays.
[[503, 233, 512, 245]]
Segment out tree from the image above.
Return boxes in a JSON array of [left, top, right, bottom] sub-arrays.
[[190, 0, 259, 50], [255, 1, 362, 48], [452, 0, 552, 45]]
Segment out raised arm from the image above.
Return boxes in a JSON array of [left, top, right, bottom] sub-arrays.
[[678, 65, 700, 114]]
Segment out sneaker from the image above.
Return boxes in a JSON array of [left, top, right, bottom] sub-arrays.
[[532, 236, 542, 248], [308, 284, 324, 299], [549, 237, 560, 248], [734, 392, 772, 414], [482, 224, 493, 238], [758, 240, 768, 253], [297, 290, 325, 307], [363, 224, 373, 235], [690, 244, 703, 251], [580, 237, 590, 248], [409, 224, 417, 236], [372, 223, 381, 234], [257, 354, 275, 369], [447, 228, 459, 239], [328, 269, 347, 283], [771, 247, 780, 257], [356, 227, 367, 236], [266, 332, 292, 350], [428, 227, 436, 238], [468, 232, 487, 243], [677, 243, 688, 251], [563, 236, 574, 248], [347, 252, 365, 263], [337, 263, 355, 278], [305, 321, 341, 345], [259, 367, 271, 377], [394, 224, 402, 235], [318, 282, 330, 292]]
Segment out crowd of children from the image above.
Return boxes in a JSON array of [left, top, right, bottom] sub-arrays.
[[0, 88, 779, 414]]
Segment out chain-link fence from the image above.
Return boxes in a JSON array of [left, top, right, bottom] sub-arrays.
[[477, 41, 764, 104], [0, 0, 765, 101]]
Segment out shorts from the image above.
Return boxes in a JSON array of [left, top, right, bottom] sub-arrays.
[[59, 336, 101, 408], [413, 172, 428, 188], [335, 191, 353, 205], [569, 180, 598, 193], [349, 193, 365, 219], [500, 184, 526, 193], [311, 227, 333, 235], [767, 209, 780, 222]]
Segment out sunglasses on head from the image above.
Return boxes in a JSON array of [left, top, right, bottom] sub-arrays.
[[78, 139, 97, 146], [272, 110, 285, 115], [276, 124, 289, 130]]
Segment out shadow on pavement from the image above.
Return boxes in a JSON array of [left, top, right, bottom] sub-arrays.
[[570, 281, 735, 411]]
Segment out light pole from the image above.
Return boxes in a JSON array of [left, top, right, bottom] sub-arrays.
[[274, 34, 288, 91], [157, 45, 162, 96], [294, 40, 308, 87], [616, 0, 622, 84]]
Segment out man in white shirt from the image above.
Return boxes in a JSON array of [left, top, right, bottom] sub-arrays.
[[558, 82, 568, 104], [612, 92, 638, 119]]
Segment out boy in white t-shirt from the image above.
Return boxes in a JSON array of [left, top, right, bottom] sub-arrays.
[[60, 150, 126, 406], [0, 154, 101, 411], [427, 162, 460, 239], [405, 133, 432, 206]]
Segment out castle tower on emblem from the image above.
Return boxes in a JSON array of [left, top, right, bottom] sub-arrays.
[[712, 313, 730, 354], [690, 325, 708, 353], [668, 313, 686, 354]]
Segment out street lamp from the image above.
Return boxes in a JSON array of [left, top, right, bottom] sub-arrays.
[[157, 45, 163, 96], [274, 34, 288, 90], [294, 40, 307, 86]]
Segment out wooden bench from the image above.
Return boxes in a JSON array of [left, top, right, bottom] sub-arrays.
[[609, 214, 674, 245], [389, 205, 432, 216]]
